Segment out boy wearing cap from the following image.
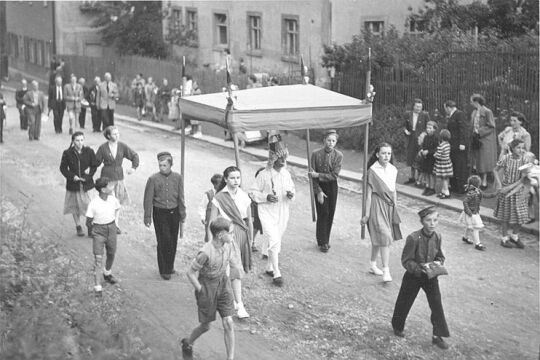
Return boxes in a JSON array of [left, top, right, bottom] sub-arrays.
[[143, 151, 186, 280], [86, 177, 121, 297], [180, 217, 242, 360], [391, 206, 450, 349]]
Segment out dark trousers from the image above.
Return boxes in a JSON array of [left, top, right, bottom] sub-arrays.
[[450, 148, 469, 193], [0, 115, 3, 143], [90, 106, 101, 131], [101, 108, 114, 128], [315, 180, 338, 246], [52, 105, 65, 133], [17, 105, 28, 129], [79, 107, 86, 128], [392, 271, 450, 337], [152, 206, 180, 275]]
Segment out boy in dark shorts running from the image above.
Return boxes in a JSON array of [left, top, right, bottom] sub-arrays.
[[180, 217, 243, 360], [86, 177, 121, 297]]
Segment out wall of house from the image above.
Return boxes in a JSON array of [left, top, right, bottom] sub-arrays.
[[165, 0, 332, 85]]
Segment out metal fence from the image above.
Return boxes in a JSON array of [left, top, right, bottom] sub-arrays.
[[332, 51, 539, 155]]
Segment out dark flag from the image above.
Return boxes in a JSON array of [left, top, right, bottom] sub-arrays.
[[181, 56, 186, 78]]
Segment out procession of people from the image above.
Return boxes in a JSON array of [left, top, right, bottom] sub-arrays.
[[1, 61, 538, 360]]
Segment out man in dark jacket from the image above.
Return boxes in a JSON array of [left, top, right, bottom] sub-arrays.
[[404, 99, 430, 185], [49, 76, 66, 134], [15, 79, 29, 130], [444, 100, 471, 194], [60, 131, 98, 236], [89, 76, 102, 132]]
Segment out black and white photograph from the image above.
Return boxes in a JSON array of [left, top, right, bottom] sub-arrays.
[[0, 1, 539, 359]]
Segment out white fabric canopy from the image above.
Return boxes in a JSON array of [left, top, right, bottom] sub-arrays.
[[179, 84, 372, 132]]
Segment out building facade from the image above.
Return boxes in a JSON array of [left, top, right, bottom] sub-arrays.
[[6, 1, 102, 79], [164, 0, 429, 85], [164, 0, 332, 84]]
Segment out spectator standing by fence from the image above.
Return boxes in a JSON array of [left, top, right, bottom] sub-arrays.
[[78, 78, 90, 129], [64, 74, 83, 135], [0, 91, 5, 144], [98, 72, 119, 128], [145, 77, 158, 122], [497, 111, 531, 160], [470, 94, 497, 190], [49, 76, 66, 134], [157, 78, 171, 122], [89, 76, 102, 132], [133, 82, 146, 121], [445, 100, 470, 194], [404, 99, 430, 186], [23, 80, 46, 141], [15, 79, 28, 130]]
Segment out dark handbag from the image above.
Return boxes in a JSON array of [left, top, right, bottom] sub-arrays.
[[424, 262, 448, 279], [472, 132, 482, 150]]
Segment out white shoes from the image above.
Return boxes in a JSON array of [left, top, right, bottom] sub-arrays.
[[369, 265, 384, 276], [382, 267, 392, 282], [192, 131, 203, 138], [236, 302, 250, 319]]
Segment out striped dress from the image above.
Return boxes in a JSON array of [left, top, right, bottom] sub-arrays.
[[493, 154, 529, 224], [433, 141, 453, 177]]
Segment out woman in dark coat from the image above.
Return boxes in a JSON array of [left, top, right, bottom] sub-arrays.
[[470, 94, 497, 189], [60, 131, 97, 236]]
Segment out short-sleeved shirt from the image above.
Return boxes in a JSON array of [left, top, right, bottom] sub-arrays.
[[190, 241, 243, 281], [370, 161, 398, 192], [86, 195, 120, 224]]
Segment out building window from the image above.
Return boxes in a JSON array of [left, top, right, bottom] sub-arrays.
[[248, 14, 262, 51], [36, 40, 44, 66], [364, 21, 384, 35], [282, 15, 299, 58], [214, 13, 228, 46], [408, 18, 426, 34], [45, 41, 52, 66], [171, 7, 182, 30], [186, 8, 198, 45], [8, 33, 19, 58]]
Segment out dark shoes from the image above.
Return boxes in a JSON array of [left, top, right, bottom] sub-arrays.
[[509, 238, 525, 249], [393, 329, 405, 337], [273, 277, 284, 287], [180, 338, 193, 359], [252, 246, 259, 252], [76, 225, 85, 237], [462, 237, 474, 245], [404, 178, 416, 185], [422, 188, 436, 196], [500, 240, 514, 248], [319, 244, 330, 253], [103, 274, 118, 285], [161, 274, 171, 280], [262, 254, 268, 260], [264, 270, 274, 277], [432, 336, 449, 350]]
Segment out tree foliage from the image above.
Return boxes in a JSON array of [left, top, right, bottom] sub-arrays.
[[411, 0, 539, 38], [88, 1, 169, 58]]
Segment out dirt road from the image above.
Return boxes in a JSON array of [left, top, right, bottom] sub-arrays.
[[0, 100, 538, 359]]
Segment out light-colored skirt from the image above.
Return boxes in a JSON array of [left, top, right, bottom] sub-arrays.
[[458, 211, 484, 229], [111, 180, 130, 205], [63, 189, 90, 217]]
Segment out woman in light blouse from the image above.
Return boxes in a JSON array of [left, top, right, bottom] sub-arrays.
[[498, 111, 531, 159]]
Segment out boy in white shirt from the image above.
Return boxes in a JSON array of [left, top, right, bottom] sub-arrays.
[[86, 177, 121, 297]]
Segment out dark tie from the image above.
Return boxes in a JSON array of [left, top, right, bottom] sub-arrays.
[[107, 82, 110, 93]]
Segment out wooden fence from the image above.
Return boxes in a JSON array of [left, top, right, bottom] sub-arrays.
[[332, 51, 539, 155]]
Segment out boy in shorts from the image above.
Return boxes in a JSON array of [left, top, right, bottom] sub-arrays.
[[86, 177, 121, 297], [180, 217, 243, 360]]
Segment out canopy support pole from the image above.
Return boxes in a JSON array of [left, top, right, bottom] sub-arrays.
[[179, 113, 186, 239], [306, 129, 317, 222], [361, 123, 370, 239], [232, 131, 241, 169], [361, 47, 372, 240]]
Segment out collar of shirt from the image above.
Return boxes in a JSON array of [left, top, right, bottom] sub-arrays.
[[324, 147, 334, 154], [421, 229, 435, 239]]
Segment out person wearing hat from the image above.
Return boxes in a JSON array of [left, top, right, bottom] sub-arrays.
[[250, 137, 295, 286], [309, 130, 343, 252], [143, 151, 186, 280], [391, 206, 450, 350]]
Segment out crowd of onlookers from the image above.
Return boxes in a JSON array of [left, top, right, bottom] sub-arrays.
[[403, 97, 537, 223]]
